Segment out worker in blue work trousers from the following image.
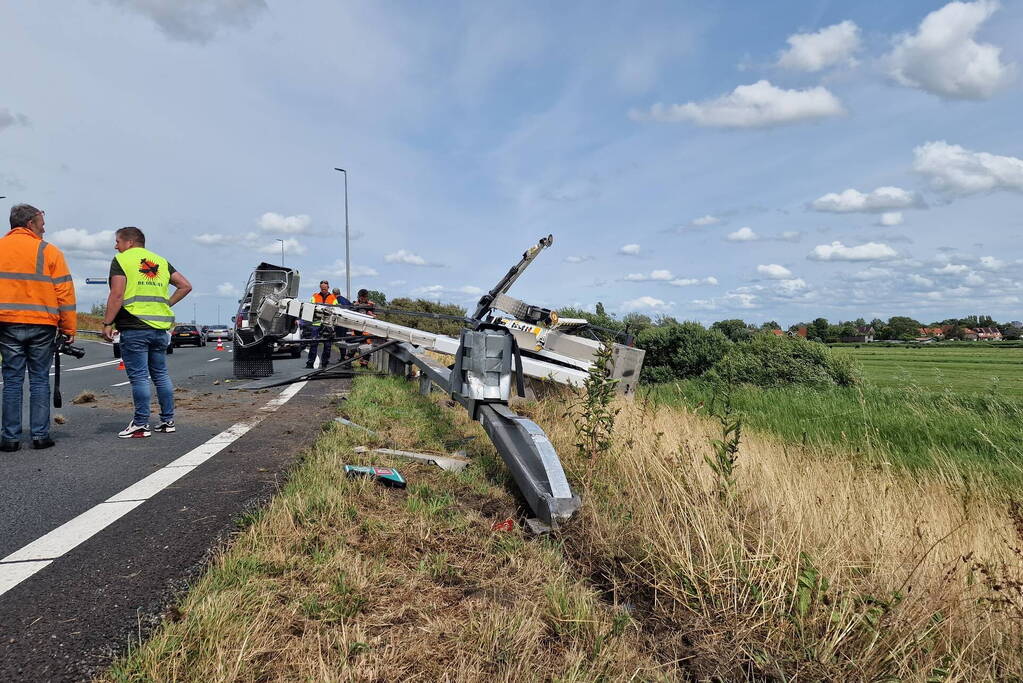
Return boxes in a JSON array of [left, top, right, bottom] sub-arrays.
[[306, 280, 336, 368]]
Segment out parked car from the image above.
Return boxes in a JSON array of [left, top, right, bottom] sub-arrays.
[[204, 325, 232, 342], [171, 324, 205, 348]]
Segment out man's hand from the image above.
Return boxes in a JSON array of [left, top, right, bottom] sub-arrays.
[[102, 326, 116, 342], [64, 334, 76, 344]]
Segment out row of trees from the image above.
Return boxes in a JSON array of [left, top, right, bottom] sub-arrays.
[[558, 305, 1022, 343], [794, 315, 1021, 343]]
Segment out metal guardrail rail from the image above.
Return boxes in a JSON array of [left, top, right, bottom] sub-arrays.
[[368, 339, 580, 529]]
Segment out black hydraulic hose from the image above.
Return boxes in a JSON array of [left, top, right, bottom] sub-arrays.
[[251, 339, 401, 389]]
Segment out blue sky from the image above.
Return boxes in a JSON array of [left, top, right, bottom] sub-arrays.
[[2, 0, 1021, 326]]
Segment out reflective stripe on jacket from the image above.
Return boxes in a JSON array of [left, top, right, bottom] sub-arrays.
[[309, 291, 338, 326], [115, 247, 174, 330], [0, 227, 77, 336]]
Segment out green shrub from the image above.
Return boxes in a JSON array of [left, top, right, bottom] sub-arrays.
[[637, 322, 731, 383], [707, 334, 858, 388]]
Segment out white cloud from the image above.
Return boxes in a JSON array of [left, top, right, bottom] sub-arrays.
[[809, 241, 897, 261], [777, 278, 808, 294], [619, 243, 641, 255], [48, 228, 115, 255], [965, 272, 985, 286], [908, 274, 935, 288], [564, 255, 594, 264], [778, 231, 802, 242], [326, 261, 379, 278], [388, 280, 406, 287], [667, 276, 717, 287], [193, 232, 242, 246], [621, 295, 672, 312], [777, 20, 861, 72], [979, 256, 1005, 270], [458, 285, 483, 295], [624, 269, 673, 282], [412, 284, 444, 295], [385, 249, 431, 266], [725, 292, 758, 309], [257, 212, 312, 235], [217, 282, 241, 298], [258, 237, 305, 256], [0, 108, 31, 132], [727, 227, 758, 242], [690, 214, 720, 226], [102, 0, 268, 44], [913, 141, 1023, 195], [879, 212, 904, 226], [851, 267, 892, 281], [757, 264, 793, 279], [811, 186, 917, 213], [934, 263, 969, 275], [630, 80, 844, 128], [885, 0, 1014, 100]]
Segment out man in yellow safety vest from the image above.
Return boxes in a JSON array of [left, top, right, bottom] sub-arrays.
[[101, 227, 192, 438]]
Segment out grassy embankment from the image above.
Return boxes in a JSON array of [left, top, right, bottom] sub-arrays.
[[650, 344, 1023, 482], [106, 374, 1023, 680]]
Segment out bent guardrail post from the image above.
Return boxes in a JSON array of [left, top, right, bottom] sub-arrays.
[[377, 332, 580, 528]]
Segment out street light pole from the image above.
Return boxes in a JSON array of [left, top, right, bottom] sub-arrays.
[[275, 238, 285, 266], [334, 167, 350, 300]]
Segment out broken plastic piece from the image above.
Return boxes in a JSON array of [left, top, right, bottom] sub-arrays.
[[344, 464, 407, 488], [491, 518, 515, 532], [353, 446, 469, 472], [334, 417, 379, 436]]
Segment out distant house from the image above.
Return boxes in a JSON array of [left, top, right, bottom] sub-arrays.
[[841, 325, 875, 343], [918, 326, 945, 339], [771, 329, 785, 337], [975, 327, 1003, 341], [962, 328, 979, 341]]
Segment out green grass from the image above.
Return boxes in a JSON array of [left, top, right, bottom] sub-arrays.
[[647, 379, 1023, 483], [834, 344, 1023, 398]]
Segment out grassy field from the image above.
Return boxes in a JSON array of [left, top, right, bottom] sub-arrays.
[[835, 343, 1023, 398], [104, 375, 1023, 680]]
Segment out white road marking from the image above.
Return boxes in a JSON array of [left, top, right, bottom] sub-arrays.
[[0, 380, 308, 596], [64, 359, 122, 373], [112, 381, 131, 387], [0, 561, 52, 595], [207, 358, 220, 362]]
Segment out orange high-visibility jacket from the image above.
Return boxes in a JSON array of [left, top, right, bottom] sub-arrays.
[[0, 227, 77, 336]]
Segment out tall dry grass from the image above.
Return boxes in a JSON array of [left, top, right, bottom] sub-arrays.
[[523, 390, 1023, 680]]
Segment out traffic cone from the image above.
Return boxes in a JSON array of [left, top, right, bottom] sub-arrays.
[[117, 359, 125, 370], [216, 339, 224, 351]]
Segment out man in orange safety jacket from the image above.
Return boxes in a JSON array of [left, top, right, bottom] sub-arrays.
[[0, 204, 76, 451]]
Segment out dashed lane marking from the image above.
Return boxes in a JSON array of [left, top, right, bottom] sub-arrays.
[[207, 358, 220, 362], [112, 381, 131, 387], [0, 380, 308, 597]]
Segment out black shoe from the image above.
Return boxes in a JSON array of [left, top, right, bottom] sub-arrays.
[[305, 363, 314, 369], [31, 438, 55, 450], [0, 440, 19, 452]]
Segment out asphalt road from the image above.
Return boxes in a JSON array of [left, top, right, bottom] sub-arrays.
[[0, 338, 347, 681]]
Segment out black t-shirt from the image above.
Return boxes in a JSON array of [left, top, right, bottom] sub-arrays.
[[109, 258, 177, 330]]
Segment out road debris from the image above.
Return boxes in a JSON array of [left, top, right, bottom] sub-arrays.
[[53, 414, 67, 425], [491, 518, 515, 532], [344, 464, 407, 488], [334, 417, 379, 437], [353, 446, 470, 472], [72, 391, 96, 405]]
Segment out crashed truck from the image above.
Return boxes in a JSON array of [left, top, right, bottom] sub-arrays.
[[231, 236, 645, 529]]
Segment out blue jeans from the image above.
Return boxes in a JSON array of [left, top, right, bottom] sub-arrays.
[[0, 323, 56, 442], [306, 326, 332, 365], [120, 327, 174, 426]]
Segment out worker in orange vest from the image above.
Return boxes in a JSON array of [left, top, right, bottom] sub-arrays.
[[0, 204, 76, 451], [305, 280, 337, 368]]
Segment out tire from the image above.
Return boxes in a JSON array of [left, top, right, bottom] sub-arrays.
[[233, 332, 273, 378]]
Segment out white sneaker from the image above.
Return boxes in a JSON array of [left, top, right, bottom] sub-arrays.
[[118, 422, 152, 439], [154, 420, 176, 433]]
